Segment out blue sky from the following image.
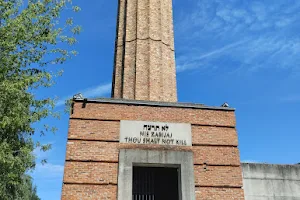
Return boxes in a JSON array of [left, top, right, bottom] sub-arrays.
[[31, 0, 300, 199]]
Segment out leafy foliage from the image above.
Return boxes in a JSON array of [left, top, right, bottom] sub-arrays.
[[15, 175, 40, 200], [0, 0, 80, 198]]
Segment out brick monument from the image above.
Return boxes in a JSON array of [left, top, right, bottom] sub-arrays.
[[61, 0, 245, 199], [112, 0, 177, 102]]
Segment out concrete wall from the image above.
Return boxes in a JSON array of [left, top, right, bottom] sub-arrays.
[[242, 163, 300, 200]]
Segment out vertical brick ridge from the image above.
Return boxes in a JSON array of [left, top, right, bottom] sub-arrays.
[[169, 0, 177, 102], [112, 0, 125, 98], [120, 0, 127, 98], [159, 38, 163, 101], [122, 0, 137, 99], [159, 0, 164, 101], [135, 0, 149, 100], [147, 0, 151, 100], [133, 0, 138, 99], [137, 0, 150, 40], [146, 0, 151, 100], [167, 0, 175, 50], [161, 0, 170, 48], [125, 0, 137, 42], [135, 41, 150, 100], [167, 0, 177, 102], [149, 0, 162, 100]]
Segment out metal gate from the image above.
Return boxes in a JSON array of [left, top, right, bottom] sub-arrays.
[[133, 167, 155, 200], [132, 166, 179, 200]]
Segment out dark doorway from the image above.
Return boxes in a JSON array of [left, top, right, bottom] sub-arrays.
[[132, 166, 180, 200]]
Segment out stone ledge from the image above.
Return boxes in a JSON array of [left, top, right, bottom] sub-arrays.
[[73, 98, 235, 111]]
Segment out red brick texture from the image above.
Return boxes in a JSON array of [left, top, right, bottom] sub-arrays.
[[71, 102, 236, 127], [68, 120, 119, 141], [66, 141, 241, 166], [61, 101, 244, 200], [62, 185, 117, 200], [192, 126, 238, 146], [194, 166, 243, 187], [64, 162, 118, 185], [195, 187, 244, 200]]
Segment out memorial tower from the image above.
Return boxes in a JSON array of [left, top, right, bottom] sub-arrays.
[[112, 0, 177, 102], [61, 0, 245, 199]]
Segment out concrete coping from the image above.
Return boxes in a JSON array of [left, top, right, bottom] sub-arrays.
[[73, 97, 236, 111], [242, 163, 300, 167], [242, 163, 300, 180]]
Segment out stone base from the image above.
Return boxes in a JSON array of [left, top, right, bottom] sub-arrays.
[[61, 98, 245, 200]]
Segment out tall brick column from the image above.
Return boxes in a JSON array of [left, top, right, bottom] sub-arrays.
[[112, 0, 177, 102]]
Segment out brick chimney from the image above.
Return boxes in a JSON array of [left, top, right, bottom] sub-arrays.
[[111, 0, 177, 102]]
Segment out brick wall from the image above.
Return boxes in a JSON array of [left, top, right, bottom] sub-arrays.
[[61, 100, 244, 200], [62, 185, 117, 200]]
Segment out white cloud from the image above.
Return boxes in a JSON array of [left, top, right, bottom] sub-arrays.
[[194, 40, 248, 60], [31, 163, 64, 179], [229, 36, 300, 73], [31, 144, 64, 180], [56, 83, 111, 107], [82, 83, 112, 98], [177, 40, 248, 73], [189, 0, 299, 34], [174, 0, 300, 74]]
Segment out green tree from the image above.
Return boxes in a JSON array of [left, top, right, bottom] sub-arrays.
[[15, 175, 40, 200], [0, 0, 80, 199]]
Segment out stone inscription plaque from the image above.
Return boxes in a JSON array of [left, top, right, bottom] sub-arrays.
[[120, 120, 192, 146]]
